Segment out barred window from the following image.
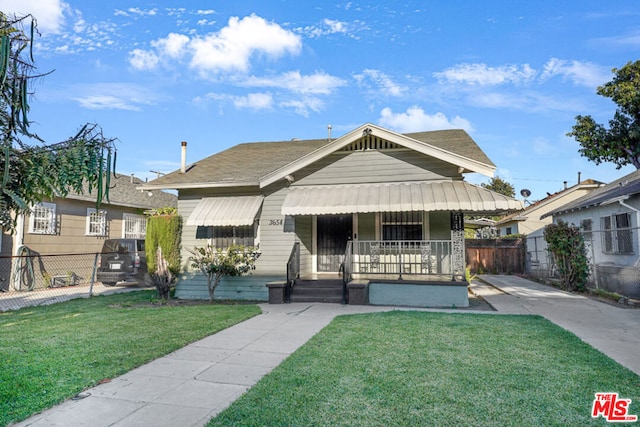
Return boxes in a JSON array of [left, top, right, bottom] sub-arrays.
[[601, 213, 633, 255], [381, 212, 423, 241], [210, 225, 256, 249], [86, 208, 107, 236], [29, 202, 56, 234], [123, 213, 147, 238]]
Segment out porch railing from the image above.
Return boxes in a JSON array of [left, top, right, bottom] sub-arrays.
[[347, 240, 453, 280], [285, 242, 300, 303], [339, 241, 353, 304]]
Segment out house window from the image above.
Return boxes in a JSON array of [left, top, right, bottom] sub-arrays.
[[29, 202, 56, 234], [505, 227, 513, 235], [580, 219, 593, 240], [381, 212, 423, 241], [210, 225, 256, 249], [601, 213, 633, 254], [123, 213, 147, 238], [86, 208, 107, 236]]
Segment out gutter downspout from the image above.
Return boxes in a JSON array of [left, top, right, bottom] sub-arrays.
[[618, 199, 640, 267]]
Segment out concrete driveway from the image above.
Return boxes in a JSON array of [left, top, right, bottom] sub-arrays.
[[474, 274, 640, 376]]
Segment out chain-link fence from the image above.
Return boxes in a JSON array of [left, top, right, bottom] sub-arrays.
[[0, 252, 144, 312], [526, 226, 640, 299]]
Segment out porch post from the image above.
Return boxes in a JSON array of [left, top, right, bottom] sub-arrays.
[[451, 211, 465, 281]]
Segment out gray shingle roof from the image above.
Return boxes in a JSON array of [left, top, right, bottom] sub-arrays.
[[543, 169, 640, 218], [145, 128, 494, 189], [67, 174, 177, 209]]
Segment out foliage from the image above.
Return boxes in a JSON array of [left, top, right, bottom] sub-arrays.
[[151, 206, 178, 216], [189, 244, 261, 302], [568, 60, 640, 169], [209, 311, 639, 426], [480, 176, 515, 197], [145, 213, 182, 275], [0, 290, 260, 426], [0, 13, 117, 232], [543, 220, 590, 292], [464, 266, 477, 284]]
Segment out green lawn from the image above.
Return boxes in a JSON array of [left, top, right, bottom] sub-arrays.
[[209, 311, 640, 427], [0, 291, 261, 426]]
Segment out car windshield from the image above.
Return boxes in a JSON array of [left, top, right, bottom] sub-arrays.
[[102, 240, 134, 253]]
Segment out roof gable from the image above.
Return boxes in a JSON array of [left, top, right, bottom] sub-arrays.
[[259, 124, 495, 188]]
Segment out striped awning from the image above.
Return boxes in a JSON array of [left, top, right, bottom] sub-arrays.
[[187, 196, 264, 226], [281, 181, 523, 215]]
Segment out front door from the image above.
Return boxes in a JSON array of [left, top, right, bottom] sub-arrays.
[[317, 215, 352, 272]]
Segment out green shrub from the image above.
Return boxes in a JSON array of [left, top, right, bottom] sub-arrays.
[[543, 221, 589, 292], [146, 213, 182, 275]]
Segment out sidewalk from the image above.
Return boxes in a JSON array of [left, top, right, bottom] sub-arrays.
[[16, 275, 640, 426], [474, 274, 640, 376]]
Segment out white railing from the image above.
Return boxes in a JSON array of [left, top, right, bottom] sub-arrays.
[[348, 240, 453, 280]]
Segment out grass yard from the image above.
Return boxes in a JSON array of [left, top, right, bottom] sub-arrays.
[[209, 311, 640, 427], [0, 291, 261, 426]]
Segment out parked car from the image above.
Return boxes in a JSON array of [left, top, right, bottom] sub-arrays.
[[97, 239, 150, 287]]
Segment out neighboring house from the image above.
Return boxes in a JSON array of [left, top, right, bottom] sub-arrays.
[[543, 169, 640, 298], [1, 174, 176, 291], [496, 179, 604, 237], [141, 124, 523, 307]]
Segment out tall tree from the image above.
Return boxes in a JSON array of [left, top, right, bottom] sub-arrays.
[[0, 13, 116, 233], [568, 60, 640, 169], [481, 176, 515, 198]]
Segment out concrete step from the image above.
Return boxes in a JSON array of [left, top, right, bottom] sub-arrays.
[[290, 279, 344, 303]]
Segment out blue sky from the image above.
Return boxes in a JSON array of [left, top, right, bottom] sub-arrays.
[[1, 0, 639, 202]]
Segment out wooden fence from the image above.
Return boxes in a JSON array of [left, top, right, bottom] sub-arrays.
[[465, 238, 526, 274]]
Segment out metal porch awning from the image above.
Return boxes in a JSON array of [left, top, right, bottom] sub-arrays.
[[281, 181, 523, 215], [187, 196, 264, 226]]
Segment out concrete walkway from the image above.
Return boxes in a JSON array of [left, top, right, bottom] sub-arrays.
[[474, 274, 640, 376], [16, 275, 640, 426]]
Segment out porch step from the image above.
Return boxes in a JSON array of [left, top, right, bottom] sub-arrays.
[[290, 279, 344, 303]]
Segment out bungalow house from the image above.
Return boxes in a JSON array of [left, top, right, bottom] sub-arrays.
[[140, 124, 523, 307], [543, 169, 640, 299], [0, 174, 177, 291]]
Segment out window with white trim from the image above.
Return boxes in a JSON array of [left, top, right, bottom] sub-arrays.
[[601, 213, 633, 254], [86, 208, 107, 236], [29, 202, 57, 234], [123, 213, 147, 238]]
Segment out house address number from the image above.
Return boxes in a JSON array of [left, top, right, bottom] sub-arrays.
[[268, 219, 284, 226]]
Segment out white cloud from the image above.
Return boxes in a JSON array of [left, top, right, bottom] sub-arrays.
[[233, 92, 273, 110], [151, 33, 190, 59], [243, 71, 346, 94], [70, 83, 159, 111], [434, 63, 537, 86], [354, 69, 407, 97], [378, 106, 474, 133], [280, 97, 325, 117], [129, 14, 301, 76], [0, 0, 67, 33], [73, 95, 142, 111], [129, 49, 160, 70], [302, 18, 350, 38], [540, 58, 611, 87], [113, 8, 158, 17]]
